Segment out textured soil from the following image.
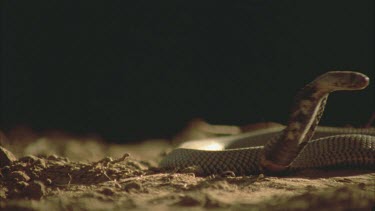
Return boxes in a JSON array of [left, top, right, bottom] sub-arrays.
[[0, 122, 374, 211]]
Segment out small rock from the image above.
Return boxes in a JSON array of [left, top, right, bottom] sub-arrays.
[[220, 171, 236, 177], [19, 155, 47, 168], [47, 154, 59, 160], [35, 158, 46, 168], [358, 183, 366, 189], [19, 155, 39, 163], [123, 181, 143, 192], [180, 165, 204, 175], [0, 146, 17, 167], [25, 181, 46, 199], [16, 181, 29, 189], [99, 187, 116, 196], [10, 171, 30, 182], [45, 178, 52, 185]]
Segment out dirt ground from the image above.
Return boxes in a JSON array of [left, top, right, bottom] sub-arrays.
[[0, 122, 374, 211]]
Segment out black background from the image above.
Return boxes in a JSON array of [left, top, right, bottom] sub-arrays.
[[1, 1, 374, 142]]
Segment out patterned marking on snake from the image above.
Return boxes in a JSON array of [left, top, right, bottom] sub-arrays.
[[160, 71, 374, 176]]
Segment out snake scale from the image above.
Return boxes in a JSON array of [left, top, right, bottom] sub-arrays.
[[160, 71, 375, 176]]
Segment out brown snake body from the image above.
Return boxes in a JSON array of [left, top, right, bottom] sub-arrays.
[[160, 71, 375, 175]]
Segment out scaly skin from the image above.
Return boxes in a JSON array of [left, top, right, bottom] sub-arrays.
[[160, 71, 374, 176]]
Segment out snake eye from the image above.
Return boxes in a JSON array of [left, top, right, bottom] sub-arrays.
[[350, 73, 369, 89]]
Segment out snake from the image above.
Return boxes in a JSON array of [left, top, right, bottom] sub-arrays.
[[159, 71, 375, 176]]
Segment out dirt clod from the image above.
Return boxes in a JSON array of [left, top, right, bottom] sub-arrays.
[[175, 194, 205, 206], [10, 171, 30, 182], [0, 146, 17, 167], [98, 187, 116, 196], [25, 181, 46, 199], [123, 181, 143, 192]]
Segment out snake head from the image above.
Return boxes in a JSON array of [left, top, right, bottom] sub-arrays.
[[315, 71, 369, 92]]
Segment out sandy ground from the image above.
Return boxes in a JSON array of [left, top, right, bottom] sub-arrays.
[[0, 122, 374, 211]]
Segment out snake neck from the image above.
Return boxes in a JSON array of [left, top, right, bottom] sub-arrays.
[[260, 71, 369, 174], [260, 84, 328, 173]]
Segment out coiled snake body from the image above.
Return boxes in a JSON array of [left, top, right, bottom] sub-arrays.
[[160, 71, 375, 175]]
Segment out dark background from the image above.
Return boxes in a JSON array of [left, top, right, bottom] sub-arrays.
[[1, 1, 374, 142]]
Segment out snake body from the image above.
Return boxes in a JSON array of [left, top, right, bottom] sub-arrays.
[[160, 71, 375, 175]]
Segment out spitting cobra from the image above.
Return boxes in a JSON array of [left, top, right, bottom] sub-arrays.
[[160, 71, 375, 175]]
